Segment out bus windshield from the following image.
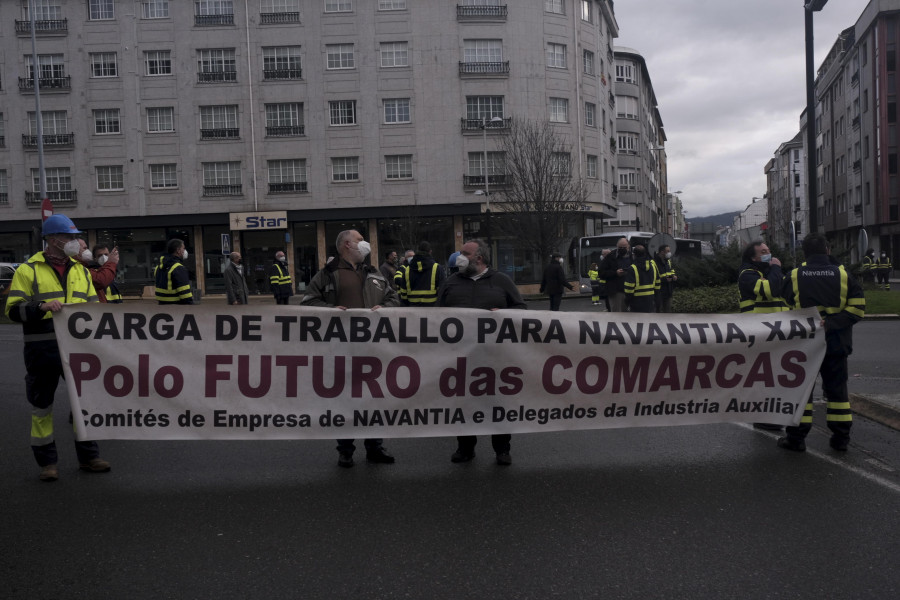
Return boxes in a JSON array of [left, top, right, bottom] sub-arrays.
[[573, 232, 652, 278]]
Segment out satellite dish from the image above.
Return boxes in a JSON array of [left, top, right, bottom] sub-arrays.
[[648, 233, 677, 257], [858, 229, 869, 255]]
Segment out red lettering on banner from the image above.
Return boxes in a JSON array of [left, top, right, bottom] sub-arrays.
[[352, 356, 384, 398], [575, 356, 607, 394], [612, 356, 650, 393], [778, 350, 806, 387], [683, 355, 715, 390], [385, 357, 420, 399], [238, 355, 272, 398], [206, 355, 233, 397], [648, 356, 680, 392], [715, 354, 745, 388], [313, 355, 344, 398], [71, 353, 101, 395], [542, 356, 572, 394], [498, 366, 524, 395], [744, 352, 775, 387], [276, 355, 309, 396]]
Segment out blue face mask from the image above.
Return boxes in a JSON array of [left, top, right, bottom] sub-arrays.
[[760, 254, 772, 263]]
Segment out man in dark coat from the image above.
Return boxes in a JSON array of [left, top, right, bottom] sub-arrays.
[[539, 253, 573, 311]]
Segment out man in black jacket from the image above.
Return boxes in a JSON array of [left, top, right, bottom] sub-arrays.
[[539, 253, 573, 311], [599, 237, 633, 312], [437, 239, 526, 465], [154, 239, 193, 304]]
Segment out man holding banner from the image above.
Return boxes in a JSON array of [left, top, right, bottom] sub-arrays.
[[779, 233, 865, 452], [438, 238, 526, 466], [301, 229, 400, 467]]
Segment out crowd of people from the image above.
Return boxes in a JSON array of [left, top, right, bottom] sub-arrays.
[[1, 214, 880, 480]]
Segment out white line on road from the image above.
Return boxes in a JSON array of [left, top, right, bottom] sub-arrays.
[[739, 423, 900, 495]]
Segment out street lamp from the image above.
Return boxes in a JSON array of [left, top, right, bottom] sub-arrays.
[[805, 0, 829, 234]]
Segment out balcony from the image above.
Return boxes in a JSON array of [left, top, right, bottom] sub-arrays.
[[456, 4, 507, 20], [458, 61, 510, 76], [263, 68, 302, 81], [260, 12, 300, 24], [460, 117, 511, 133], [203, 184, 242, 197], [18, 76, 71, 92], [463, 174, 507, 189], [195, 14, 234, 26], [22, 133, 75, 149], [15, 19, 68, 35], [269, 182, 308, 194], [198, 71, 237, 83], [25, 190, 77, 206], [854, 159, 861, 171], [200, 128, 239, 140], [265, 124, 305, 137]]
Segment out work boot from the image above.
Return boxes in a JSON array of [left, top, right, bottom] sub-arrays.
[[337, 451, 354, 468], [79, 458, 111, 473], [365, 447, 395, 464], [450, 449, 475, 463], [829, 436, 850, 452], [495, 452, 512, 466], [776, 437, 806, 452], [39, 464, 59, 482]]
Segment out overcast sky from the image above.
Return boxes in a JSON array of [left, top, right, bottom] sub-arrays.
[[614, 0, 873, 218]]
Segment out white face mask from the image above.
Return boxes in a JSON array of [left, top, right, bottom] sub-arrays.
[[356, 241, 371, 258], [558, 258, 564, 265], [182, 249, 189, 261], [81, 249, 94, 263], [665, 252, 672, 260], [454, 255, 470, 270], [97, 254, 109, 266], [63, 239, 81, 257], [882, 253, 887, 258], [277, 256, 286, 263], [760, 253, 772, 263]]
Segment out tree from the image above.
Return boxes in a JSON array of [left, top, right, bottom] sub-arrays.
[[490, 117, 592, 269]]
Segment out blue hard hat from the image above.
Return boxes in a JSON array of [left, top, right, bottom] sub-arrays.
[[448, 251, 461, 267], [42, 214, 82, 237]]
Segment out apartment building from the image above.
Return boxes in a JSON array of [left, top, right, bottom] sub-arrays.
[[611, 45, 668, 235], [0, 0, 620, 294]]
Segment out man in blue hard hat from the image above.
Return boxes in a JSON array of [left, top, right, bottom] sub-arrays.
[[4, 214, 110, 482]]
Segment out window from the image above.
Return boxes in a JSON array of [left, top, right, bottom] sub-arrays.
[[0, 114, 4, 148], [90, 52, 118, 78], [89, 0, 114, 20], [467, 151, 504, 183], [587, 155, 598, 178], [545, 0, 564, 14], [547, 43, 567, 69], [618, 170, 637, 190], [265, 103, 304, 136], [196, 0, 234, 22], [263, 46, 302, 79], [202, 162, 242, 195], [378, 0, 406, 9], [332, 157, 359, 182], [93, 109, 121, 135], [551, 153, 570, 176], [200, 105, 239, 139], [616, 61, 635, 83], [326, 44, 355, 69], [616, 96, 638, 119], [32, 167, 72, 195], [25, 1, 62, 20], [268, 159, 307, 193], [198, 48, 237, 82], [147, 107, 175, 133], [150, 164, 178, 189], [28, 111, 68, 135], [549, 97, 568, 123], [581, 0, 592, 22], [329, 100, 357, 126], [464, 39, 502, 63], [142, 0, 169, 18], [145, 51, 172, 76], [585, 102, 596, 127], [96, 166, 124, 191], [25, 54, 66, 85], [385, 155, 413, 180], [583, 50, 595, 76], [466, 96, 504, 120], [384, 98, 410, 123], [262, 0, 300, 11], [380, 42, 409, 68], [325, 1, 352, 12], [0, 170, 7, 204], [617, 133, 638, 153]]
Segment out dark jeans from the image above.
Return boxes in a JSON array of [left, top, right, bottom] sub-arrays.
[[548, 293, 562, 311], [24, 341, 99, 467], [274, 296, 290, 305], [336, 439, 384, 454], [456, 434, 511, 455]]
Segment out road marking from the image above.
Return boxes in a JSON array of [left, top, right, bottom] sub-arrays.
[[740, 423, 900, 495]]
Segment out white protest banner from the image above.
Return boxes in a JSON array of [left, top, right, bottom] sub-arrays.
[[55, 304, 826, 441]]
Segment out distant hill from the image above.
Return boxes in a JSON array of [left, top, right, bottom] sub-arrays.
[[686, 211, 739, 227]]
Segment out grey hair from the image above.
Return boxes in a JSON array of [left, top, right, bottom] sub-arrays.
[[465, 238, 491, 266]]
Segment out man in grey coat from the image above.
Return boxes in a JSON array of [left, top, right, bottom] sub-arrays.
[[224, 252, 250, 305]]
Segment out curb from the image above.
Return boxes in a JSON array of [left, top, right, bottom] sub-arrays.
[[851, 393, 900, 432]]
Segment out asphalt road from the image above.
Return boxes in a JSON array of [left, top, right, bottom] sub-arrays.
[[2, 303, 900, 599]]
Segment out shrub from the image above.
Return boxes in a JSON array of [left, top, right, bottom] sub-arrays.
[[671, 284, 740, 314]]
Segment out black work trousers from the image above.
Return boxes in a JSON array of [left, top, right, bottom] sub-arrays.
[[785, 352, 852, 442], [456, 434, 511, 455]]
